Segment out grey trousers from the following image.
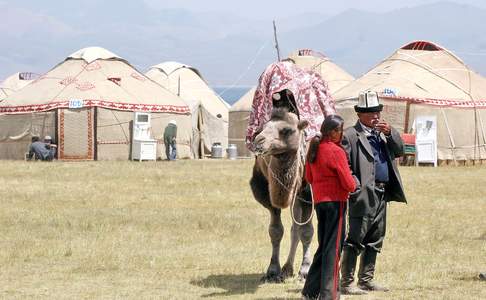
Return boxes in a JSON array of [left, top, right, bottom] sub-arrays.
[[344, 189, 387, 253]]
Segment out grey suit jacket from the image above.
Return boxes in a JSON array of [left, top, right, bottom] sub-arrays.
[[342, 122, 407, 217]]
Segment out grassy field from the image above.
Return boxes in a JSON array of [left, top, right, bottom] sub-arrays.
[[0, 160, 485, 299]]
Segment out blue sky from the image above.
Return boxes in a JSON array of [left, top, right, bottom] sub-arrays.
[[1, 0, 486, 85]]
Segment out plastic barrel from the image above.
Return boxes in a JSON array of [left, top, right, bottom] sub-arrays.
[[211, 143, 223, 158], [226, 144, 237, 160]]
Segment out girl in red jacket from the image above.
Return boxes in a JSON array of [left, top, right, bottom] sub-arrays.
[[302, 115, 356, 300]]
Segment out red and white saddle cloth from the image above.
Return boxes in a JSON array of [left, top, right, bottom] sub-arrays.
[[246, 61, 336, 152]]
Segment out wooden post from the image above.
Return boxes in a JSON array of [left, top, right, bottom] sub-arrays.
[[441, 108, 457, 166], [273, 20, 281, 62], [404, 101, 411, 133], [198, 106, 205, 159]]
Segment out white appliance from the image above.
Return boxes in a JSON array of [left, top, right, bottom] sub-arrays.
[[132, 112, 157, 161], [415, 115, 437, 167]]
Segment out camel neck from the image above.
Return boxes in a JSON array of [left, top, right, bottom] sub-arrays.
[[272, 151, 298, 164]]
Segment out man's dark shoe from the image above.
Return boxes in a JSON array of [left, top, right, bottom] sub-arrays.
[[340, 284, 368, 295], [358, 281, 389, 292]]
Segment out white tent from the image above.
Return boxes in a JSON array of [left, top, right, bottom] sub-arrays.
[[333, 40, 486, 163], [229, 49, 355, 157], [0, 72, 39, 101], [0, 47, 192, 160], [227, 87, 256, 157], [146, 61, 229, 158], [287, 49, 355, 93]]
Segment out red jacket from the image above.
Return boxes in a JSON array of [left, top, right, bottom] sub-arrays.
[[305, 140, 356, 203]]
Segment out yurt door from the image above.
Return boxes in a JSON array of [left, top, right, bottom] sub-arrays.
[[57, 108, 95, 160]]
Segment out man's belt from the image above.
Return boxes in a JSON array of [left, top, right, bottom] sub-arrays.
[[375, 182, 387, 189]]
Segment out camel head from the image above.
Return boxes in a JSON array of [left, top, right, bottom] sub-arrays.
[[253, 108, 309, 156]]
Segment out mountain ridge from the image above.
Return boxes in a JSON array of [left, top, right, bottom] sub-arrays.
[[1, 1, 485, 86]]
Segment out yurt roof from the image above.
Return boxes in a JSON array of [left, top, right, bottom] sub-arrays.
[[333, 40, 486, 108], [0, 47, 189, 114], [0, 72, 39, 99], [0, 88, 7, 101], [146, 61, 229, 120], [229, 87, 255, 112], [67, 47, 122, 64], [1, 72, 39, 91], [149, 61, 203, 79], [229, 49, 352, 113], [287, 49, 355, 93]]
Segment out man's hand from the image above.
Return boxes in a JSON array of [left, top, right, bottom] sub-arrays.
[[375, 121, 391, 136]]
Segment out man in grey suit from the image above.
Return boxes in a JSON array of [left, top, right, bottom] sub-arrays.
[[340, 91, 407, 295]]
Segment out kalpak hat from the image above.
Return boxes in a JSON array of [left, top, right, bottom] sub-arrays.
[[354, 91, 383, 113]]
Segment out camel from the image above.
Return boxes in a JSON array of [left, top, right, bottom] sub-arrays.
[[249, 107, 314, 282]]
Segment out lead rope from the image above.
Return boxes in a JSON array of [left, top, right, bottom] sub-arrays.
[[261, 132, 314, 226], [290, 137, 314, 226]]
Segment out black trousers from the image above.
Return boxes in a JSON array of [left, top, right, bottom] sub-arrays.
[[344, 188, 387, 253], [302, 201, 347, 300]]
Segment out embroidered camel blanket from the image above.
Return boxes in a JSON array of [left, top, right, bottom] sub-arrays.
[[246, 61, 336, 152]]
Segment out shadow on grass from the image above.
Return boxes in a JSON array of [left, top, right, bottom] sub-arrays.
[[252, 288, 303, 300], [191, 273, 263, 297], [192, 273, 305, 298], [475, 232, 486, 240], [454, 274, 484, 282]]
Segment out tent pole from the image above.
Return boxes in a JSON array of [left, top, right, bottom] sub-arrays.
[[474, 107, 479, 165], [477, 110, 486, 165], [198, 106, 204, 159], [273, 20, 281, 62], [441, 108, 457, 166], [404, 101, 411, 132], [94, 107, 98, 161]]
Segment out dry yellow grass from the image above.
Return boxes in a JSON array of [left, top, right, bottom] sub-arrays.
[[0, 160, 485, 299]]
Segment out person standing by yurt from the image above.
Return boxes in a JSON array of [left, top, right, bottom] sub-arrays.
[[340, 91, 406, 295], [302, 115, 356, 300], [164, 120, 177, 160]]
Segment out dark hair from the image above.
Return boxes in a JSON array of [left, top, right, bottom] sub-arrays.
[[31, 136, 40, 143], [306, 114, 344, 163]]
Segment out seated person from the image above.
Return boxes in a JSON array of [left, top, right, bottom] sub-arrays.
[[27, 136, 54, 161], [43, 135, 58, 159]]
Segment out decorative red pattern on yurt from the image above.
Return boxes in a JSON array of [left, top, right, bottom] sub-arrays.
[[401, 41, 443, 51]]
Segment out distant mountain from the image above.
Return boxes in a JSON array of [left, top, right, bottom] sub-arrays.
[[281, 2, 486, 77], [0, 1, 328, 86], [1, 1, 485, 87]]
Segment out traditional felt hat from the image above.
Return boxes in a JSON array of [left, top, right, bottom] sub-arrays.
[[354, 91, 383, 113]]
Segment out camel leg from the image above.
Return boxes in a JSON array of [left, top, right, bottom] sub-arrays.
[[263, 207, 284, 282], [281, 208, 299, 279], [298, 215, 314, 280], [298, 187, 314, 280], [282, 185, 314, 280], [250, 166, 284, 283]]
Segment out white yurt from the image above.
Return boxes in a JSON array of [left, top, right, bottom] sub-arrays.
[[0, 47, 192, 160], [287, 49, 355, 93], [0, 72, 39, 101], [333, 40, 486, 164], [227, 87, 256, 158], [146, 62, 229, 158], [229, 49, 355, 157]]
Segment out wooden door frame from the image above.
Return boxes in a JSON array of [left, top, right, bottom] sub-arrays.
[[57, 107, 95, 160]]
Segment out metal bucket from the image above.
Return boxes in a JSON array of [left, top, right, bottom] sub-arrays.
[[226, 144, 237, 160], [211, 143, 223, 158]]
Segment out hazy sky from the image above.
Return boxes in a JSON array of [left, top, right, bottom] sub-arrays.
[[143, 0, 486, 17]]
